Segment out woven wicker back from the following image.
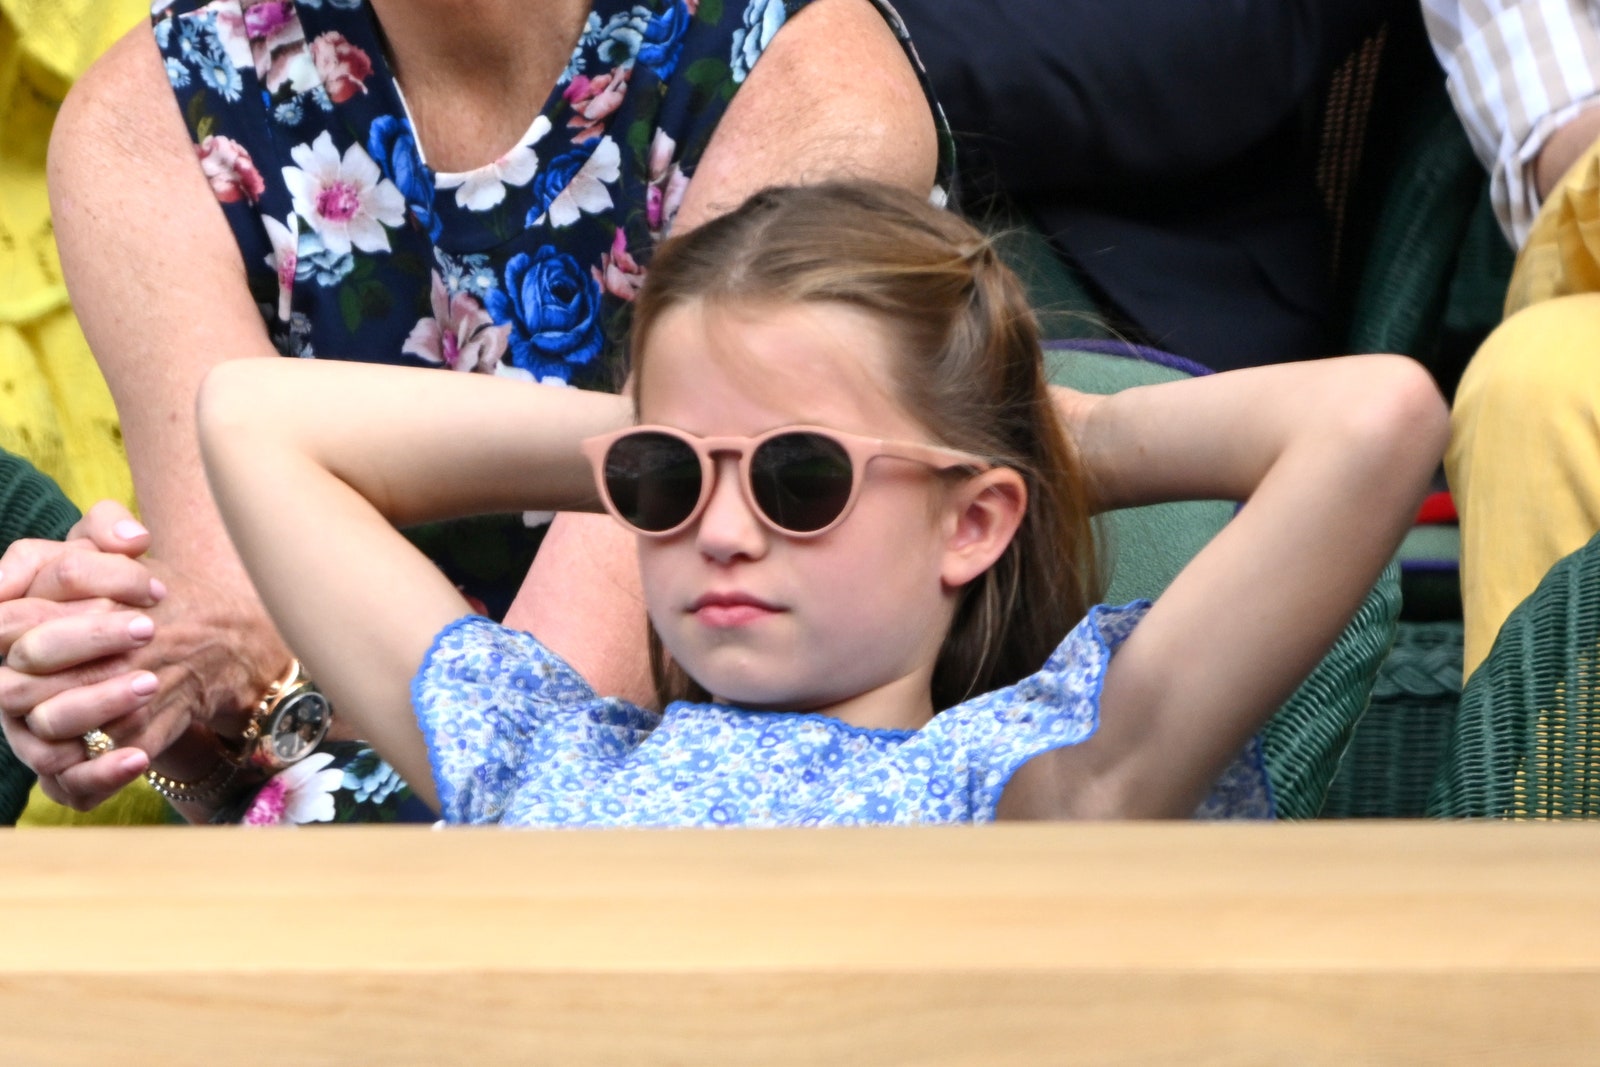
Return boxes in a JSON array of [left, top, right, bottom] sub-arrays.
[[0, 448, 80, 823], [1428, 532, 1600, 818]]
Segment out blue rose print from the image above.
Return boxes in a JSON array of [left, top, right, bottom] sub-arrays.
[[637, 2, 692, 80], [368, 116, 441, 240], [731, 0, 788, 83], [525, 148, 590, 227], [487, 247, 604, 381]]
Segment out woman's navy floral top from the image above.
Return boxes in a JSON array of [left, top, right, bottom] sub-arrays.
[[152, 0, 953, 619]]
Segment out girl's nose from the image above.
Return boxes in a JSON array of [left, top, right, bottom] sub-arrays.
[[694, 456, 769, 563]]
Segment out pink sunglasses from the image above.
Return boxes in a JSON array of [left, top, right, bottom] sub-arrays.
[[580, 424, 991, 538]]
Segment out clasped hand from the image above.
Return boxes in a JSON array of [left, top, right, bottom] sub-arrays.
[[0, 502, 222, 810]]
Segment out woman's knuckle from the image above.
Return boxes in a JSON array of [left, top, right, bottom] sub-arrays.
[[51, 552, 93, 596]]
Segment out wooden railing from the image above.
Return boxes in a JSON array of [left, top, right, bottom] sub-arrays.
[[3, 823, 1599, 1064]]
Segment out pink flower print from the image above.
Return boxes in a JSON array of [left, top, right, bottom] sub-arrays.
[[242, 0, 293, 38], [262, 214, 298, 322], [243, 776, 288, 826], [283, 131, 406, 255], [243, 0, 315, 94], [403, 272, 511, 373], [564, 65, 630, 143], [310, 31, 371, 103], [645, 129, 689, 241], [199, 1, 254, 68], [592, 229, 645, 301], [196, 135, 266, 204], [244, 752, 343, 825]]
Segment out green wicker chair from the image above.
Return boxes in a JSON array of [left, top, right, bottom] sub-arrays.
[[1428, 531, 1600, 818], [1046, 344, 1402, 819], [0, 447, 81, 824]]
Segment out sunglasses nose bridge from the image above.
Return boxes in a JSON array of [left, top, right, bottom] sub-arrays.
[[693, 450, 771, 556]]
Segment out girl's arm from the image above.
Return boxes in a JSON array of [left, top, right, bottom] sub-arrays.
[[1007, 356, 1448, 819], [197, 360, 632, 810]]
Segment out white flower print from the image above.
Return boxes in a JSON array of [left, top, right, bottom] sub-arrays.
[[282, 131, 406, 255], [276, 752, 345, 824], [436, 116, 550, 212], [262, 214, 298, 322], [537, 135, 621, 228]]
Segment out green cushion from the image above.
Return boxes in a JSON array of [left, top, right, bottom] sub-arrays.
[[0, 448, 80, 825], [1045, 347, 1399, 818]]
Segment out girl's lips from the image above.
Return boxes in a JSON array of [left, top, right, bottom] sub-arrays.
[[689, 592, 781, 628]]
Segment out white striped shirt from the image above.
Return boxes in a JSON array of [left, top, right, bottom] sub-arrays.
[[1423, 0, 1600, 246]]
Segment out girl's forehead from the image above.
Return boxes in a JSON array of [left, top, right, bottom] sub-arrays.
[[637, 299, 916, 434]]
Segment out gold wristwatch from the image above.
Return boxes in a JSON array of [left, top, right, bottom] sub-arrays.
[[226, 659, 334, 773]]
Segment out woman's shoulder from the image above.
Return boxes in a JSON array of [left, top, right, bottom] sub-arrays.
[[53, 22, 187, 173]]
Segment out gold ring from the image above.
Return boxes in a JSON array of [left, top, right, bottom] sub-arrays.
[[81, 729, 116, 760]]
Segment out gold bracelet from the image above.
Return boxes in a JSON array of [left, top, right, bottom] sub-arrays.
[[145, 757, 241, 806]]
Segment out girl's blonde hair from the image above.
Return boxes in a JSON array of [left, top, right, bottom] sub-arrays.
[[631, 181, 1100, 711]]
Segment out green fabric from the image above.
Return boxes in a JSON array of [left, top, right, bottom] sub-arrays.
[[1428, 531, 1600, 818], [1332, 17, 1512, 399], [1044, 347, 1233, 604], [1046, 348, 1397, 818], [1321, 620, 1462, 817], [0, 447, 79, 825]]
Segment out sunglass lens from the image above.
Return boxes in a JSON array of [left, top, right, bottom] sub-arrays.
[[604, 432, 702, 533], [751, 432, 853, 532]]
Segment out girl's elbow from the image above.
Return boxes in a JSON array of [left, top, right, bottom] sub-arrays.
[[1339, 355, 1450, 475], [194, 360, 252, 455]]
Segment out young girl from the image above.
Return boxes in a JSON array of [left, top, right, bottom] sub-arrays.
[[191, 181, 1446, 824]]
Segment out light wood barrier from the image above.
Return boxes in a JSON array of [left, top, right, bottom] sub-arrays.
[[3, 823, 1599, 1064]]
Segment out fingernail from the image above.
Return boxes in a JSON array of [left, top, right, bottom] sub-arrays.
[[131, 671, 159, 696], [114, 520, 149, 541], [149, 578, 168, 601], [128, 615, 155, 641]]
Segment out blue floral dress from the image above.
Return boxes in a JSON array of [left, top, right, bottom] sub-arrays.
[[154, 0, 954, 620], [409, 602, 1274, 825]]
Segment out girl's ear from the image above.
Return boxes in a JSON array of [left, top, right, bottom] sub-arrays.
[[941, 468, 1027, 589]]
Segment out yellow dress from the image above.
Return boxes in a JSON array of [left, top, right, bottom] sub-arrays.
[[2, 0, 170, 825]]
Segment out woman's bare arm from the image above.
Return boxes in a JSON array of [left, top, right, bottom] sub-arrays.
[[2, 25, 295, 810]]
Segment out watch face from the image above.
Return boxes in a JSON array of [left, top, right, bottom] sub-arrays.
[[265, 689, 333, 765]]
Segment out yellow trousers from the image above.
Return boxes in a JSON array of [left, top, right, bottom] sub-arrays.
[[1446, 139, 1600, 680]]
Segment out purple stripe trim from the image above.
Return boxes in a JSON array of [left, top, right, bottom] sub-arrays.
[[1400, 560, 1461, 573], [1043, 338, 1215, 378]]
